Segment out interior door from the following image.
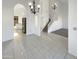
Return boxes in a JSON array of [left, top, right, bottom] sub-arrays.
[[22, 17, 26, 33], [14, 16, 18, 26]]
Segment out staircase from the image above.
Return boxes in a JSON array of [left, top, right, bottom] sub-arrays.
[[42, 18, 53, 32], [42, 15, 61, 33]]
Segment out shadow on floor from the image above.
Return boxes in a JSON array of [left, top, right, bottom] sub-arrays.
[[52, 28, 68, 37]]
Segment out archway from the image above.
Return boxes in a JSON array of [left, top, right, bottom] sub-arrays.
[[14, 4, 27, 37]]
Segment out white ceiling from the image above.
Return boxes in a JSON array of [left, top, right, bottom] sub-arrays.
[[55, 0, 68, 5]]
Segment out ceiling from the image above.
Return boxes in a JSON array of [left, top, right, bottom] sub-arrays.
[[55, 0, 68, 5]]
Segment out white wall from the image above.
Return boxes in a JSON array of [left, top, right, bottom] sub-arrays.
[[61, 4, 68, 29], [2, 0, 50, 41], [31, 0, 49, 36], [14, 5, 37, 35], [68, 0, 77, 56], [40, 0, 49, 32], [26, 7, 36, 35], [48, 16, 62, 33], [2, 0, 15, 41], [2, 0, 35, 41], [31, 0, 49, 35], [56, 0, 68, 29], [2, 6, 14, 41], [33, 15, 40, 36], [48, 0, 68, 33], [14, 4, 26, 24], [48, 0, 63, 33]]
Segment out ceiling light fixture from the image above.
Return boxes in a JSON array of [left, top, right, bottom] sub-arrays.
[[28, 0, 40, 14]]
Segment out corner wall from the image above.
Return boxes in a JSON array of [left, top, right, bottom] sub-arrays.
[[2, 0, 14, 41]]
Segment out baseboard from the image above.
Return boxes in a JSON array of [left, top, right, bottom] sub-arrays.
[[2, 39, 13, 42]]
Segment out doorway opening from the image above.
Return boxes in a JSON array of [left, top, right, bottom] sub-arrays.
[[14, 4, 26, 37]]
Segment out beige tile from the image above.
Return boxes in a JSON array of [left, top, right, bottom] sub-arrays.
[[2, 30, 76, 59]]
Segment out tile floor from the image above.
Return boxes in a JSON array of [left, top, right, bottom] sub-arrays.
[[2, 30, 77, 59]]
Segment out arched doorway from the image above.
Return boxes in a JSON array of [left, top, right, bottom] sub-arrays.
[[14, 4, 27, 37]]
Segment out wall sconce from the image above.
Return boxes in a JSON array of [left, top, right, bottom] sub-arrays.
[[52, 3, 57, 10]]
